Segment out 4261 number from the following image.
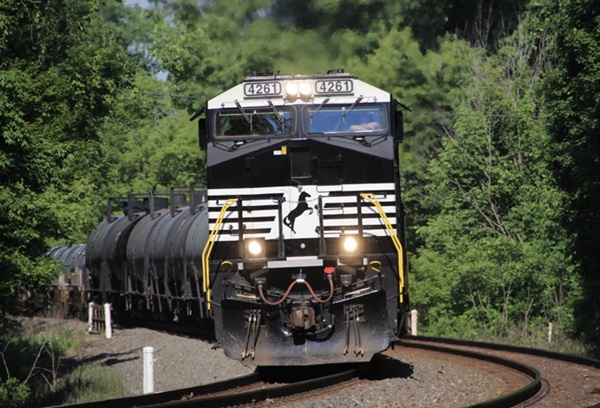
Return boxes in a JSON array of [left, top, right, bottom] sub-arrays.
[[315, 80, 353, 94], [244, 82, 281, 97]]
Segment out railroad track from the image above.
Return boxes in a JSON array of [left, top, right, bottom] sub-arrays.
[[57, 365, 362, 408], [396, 336, 600, 407], [56, 335, 600, 408], [396, 338, 541, 407], [248, 337, 600, 407]]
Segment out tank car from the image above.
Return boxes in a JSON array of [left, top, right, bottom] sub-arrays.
[[47, 244, 89, 315], [85, 187, 210, 324], [48, 244, 88, 290]]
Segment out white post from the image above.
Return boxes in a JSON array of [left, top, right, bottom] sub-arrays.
[[143, 346, 154, 394], [548, 322, 552, 343], [407, 309, 418, 336], [88, 302, 94, 333], [104, 303, 112, 339]]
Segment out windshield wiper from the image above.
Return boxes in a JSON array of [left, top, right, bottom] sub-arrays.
[[342, 96, 363, 120], [234, 100, 251, 124], [268, 101, 284, 129], [309, 98, 330, 123]]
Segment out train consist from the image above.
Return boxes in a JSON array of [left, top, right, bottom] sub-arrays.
[[50, 71, 409, 366]]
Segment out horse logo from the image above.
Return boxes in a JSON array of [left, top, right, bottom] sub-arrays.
[[283, 191, 313, 233]]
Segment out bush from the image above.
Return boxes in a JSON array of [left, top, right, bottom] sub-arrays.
[[0, 321, 125, 407], [0, 379, 29, 408]]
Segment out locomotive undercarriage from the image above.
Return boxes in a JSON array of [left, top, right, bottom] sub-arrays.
[[213, 259, 396, 366]]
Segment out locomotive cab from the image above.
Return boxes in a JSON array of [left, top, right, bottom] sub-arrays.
[[198, 72, 409, 366]]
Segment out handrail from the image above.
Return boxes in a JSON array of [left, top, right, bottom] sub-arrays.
[[360, 193, 405, 302], [201, 198, 238, 311]]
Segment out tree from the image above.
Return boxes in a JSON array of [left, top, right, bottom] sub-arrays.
[[272, 0, 389, 35], [411, 27, 579, 338], [540, 0, 600, 356], [396, 0, 529, 50], [96, 73, 205, 200], [0, 0, 133, 311]]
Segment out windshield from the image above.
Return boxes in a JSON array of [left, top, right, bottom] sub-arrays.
[[215, 107, 294, 138], [305, 105, 386, 134]]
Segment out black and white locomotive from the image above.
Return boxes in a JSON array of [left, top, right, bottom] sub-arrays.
[[51, 71, 409, 366]]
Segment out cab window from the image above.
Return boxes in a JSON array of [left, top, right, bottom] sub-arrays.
[[215, 108, 294, 138], [305, 105, 386, 134]]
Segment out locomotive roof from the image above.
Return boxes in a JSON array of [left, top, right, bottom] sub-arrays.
[[242, 72, 355, 81], [207, 72, 392, 109]]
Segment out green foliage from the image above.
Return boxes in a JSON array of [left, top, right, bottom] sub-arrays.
[[411, 28, 580, 338], [0, 0, 134, 311], [539, 0, 600, 356], [95, 73, 205, 201], [99, 1, 159, 71], [146, 0, 249, 111], [347, 29, 465, 164], [0, 378, 29, 408], [0, 323, 122, 407], [0, 326, 81, 408], [397, 0, 529, 50], [272, 0, 390, 36]]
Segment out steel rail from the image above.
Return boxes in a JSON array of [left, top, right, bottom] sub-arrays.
[[397, 337, 542, 408], [54, 367, 360, 408], [407, 335, 600, 370], [402, 335, 600, 408], [53, 372, 261, 408], [148, 367, 359, 407]]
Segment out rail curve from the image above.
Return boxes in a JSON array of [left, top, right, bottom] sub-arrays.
[[397, 338, 541, 407], [398, 336, 600, 407]]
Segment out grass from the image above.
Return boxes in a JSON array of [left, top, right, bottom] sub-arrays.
[[422, 322, 590, 357], [1, 317, 127, 407], [33, 365, 126, 407], [489, 329, 588, 356]]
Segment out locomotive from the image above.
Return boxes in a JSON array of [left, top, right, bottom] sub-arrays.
[[50, 71, 409, 366]]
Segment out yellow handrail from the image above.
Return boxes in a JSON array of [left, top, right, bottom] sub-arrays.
[[201, 198, 238, 310], [360, 193, 406, 303]]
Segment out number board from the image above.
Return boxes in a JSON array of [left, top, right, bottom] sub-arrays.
[[244, 82, 282, 97], [315, 79, 353, 95]]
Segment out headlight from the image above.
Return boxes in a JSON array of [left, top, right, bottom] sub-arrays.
[[298, 82, 312, 98], [285, 83, 299, 99], [246, 240, 263, 257], [341, 235, 359, 253], [284, 82, 312, 100]]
